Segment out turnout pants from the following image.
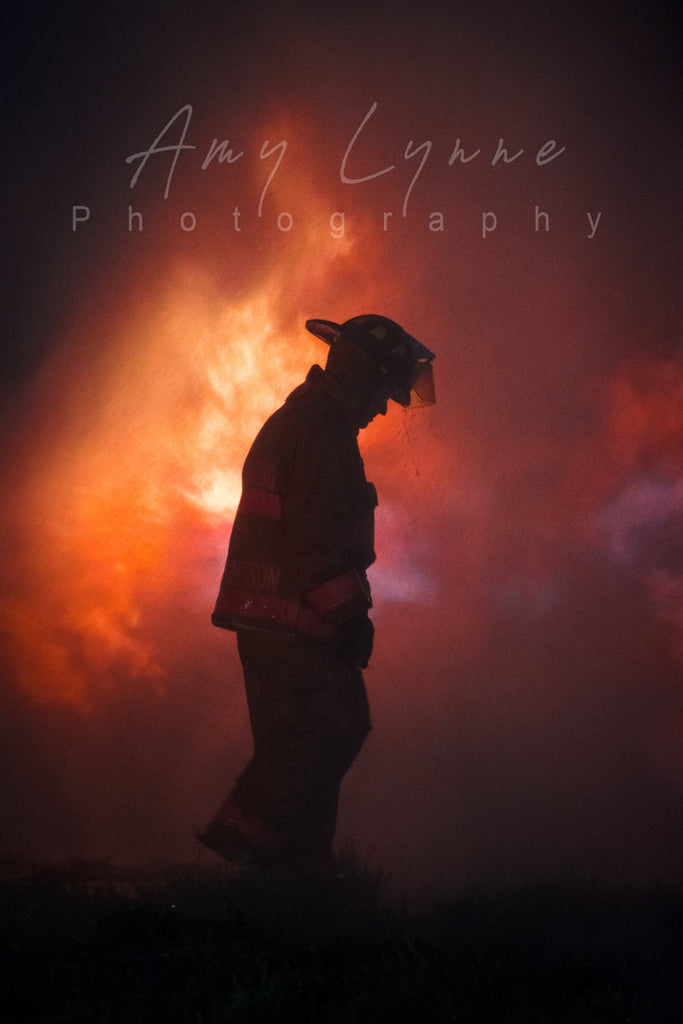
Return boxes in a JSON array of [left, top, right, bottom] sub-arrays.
[[230, 629, 371, 862]]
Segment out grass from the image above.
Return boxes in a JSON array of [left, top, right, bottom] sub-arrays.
[[1, 856, 682, 1022]]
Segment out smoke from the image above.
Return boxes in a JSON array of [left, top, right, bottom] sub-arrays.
[[1, 1, 681, 900]]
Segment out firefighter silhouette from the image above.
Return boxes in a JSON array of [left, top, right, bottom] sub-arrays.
[[198, 315, 435, 873]]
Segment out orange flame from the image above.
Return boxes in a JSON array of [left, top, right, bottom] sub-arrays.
[[0, 129, 409, 711]]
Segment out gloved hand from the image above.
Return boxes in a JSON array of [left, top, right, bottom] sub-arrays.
[[337, 614, 374, 668]]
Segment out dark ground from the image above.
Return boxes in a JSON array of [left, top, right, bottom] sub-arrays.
[[1, 856, 682, 1023]]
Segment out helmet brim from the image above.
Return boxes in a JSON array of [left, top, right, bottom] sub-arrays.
[[305, 319, 343, 346]]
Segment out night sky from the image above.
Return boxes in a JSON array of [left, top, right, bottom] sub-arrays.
[[1, 1, 681, 902]]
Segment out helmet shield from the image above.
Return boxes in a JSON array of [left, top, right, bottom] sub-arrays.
[[305, 315, 436, 407], [405, 358, 436, 407]]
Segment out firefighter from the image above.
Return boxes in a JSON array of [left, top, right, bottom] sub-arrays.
[[198, 314, 435, 874]]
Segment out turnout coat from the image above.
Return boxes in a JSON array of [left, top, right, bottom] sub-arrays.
[[212, 365, 377, 643]]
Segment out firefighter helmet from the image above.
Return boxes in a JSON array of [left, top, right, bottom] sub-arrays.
[[305, 315, 436, 407]]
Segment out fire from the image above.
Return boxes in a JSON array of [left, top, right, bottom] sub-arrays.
[[0, 279, 323, 708], [182, 299, 318, 521], [0, 151, 401, 711]]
